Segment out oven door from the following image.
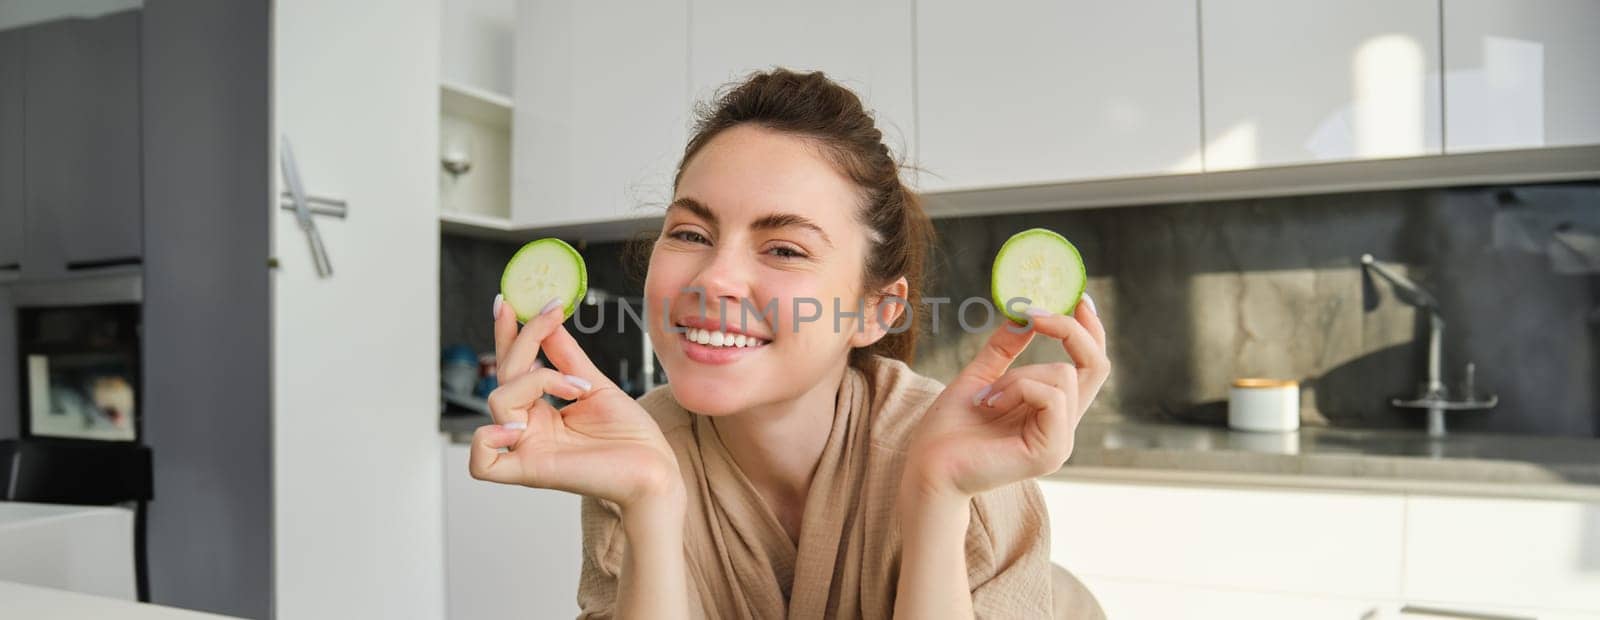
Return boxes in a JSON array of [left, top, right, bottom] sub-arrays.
[[17, 304, 140, 442]]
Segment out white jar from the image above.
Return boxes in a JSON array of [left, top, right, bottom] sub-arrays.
[[1228, 378, 1300, 432]]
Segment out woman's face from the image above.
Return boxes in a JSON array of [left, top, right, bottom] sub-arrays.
[[645, 124, 896, 416]]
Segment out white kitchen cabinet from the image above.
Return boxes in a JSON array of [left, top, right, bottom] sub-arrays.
[[1042, 477, 1600, 620], [1083, 577, 1600, 620], [440, 0, 515, 100], [1443, 0, 1600, 152], [1038, 478, 1406, 599], [512, 0, 688, 228], [1081, 575, 1390, 620], [272, 0, 444, 616], [916, 0, 1203, 193], [442, 439, 584, 619], [688, 0, 915, 167], [1403, 495, 1600, 615], [1201, 0, 1442, 170]]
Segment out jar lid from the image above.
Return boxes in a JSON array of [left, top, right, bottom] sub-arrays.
[[1231, 377, 1299, 388]]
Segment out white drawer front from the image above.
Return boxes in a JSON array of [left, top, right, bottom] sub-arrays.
[[1039, 478, 1406, 599], [1404, 495, 1600, 614], [1081, 575, 1390, 620]]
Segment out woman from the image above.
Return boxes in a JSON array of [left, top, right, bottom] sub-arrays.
[[469, 69, 1110, 619]]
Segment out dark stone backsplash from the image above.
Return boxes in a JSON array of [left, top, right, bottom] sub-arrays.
[[443, 183, 1600, 437]]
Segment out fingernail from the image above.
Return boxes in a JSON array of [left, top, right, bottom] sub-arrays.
[[972, 384, 993, 407], [984, 391, 1005, 407], [492, 294, 504, 319], [1025, 306, 1054, 317], [502, 421, 527, 431], [563, 374, 592, 392], [1079, 293, 1098, 316], [540, 297, 564, 316]]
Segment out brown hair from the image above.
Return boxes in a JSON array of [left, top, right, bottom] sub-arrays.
[[662, 68, 935, 375]]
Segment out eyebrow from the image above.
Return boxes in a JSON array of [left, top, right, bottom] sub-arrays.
[[667, 197, 834, 248]]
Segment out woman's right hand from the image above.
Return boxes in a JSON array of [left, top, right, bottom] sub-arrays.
[[469, 296, 683, 511]]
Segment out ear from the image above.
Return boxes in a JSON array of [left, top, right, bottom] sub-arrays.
[[849, 276, 910, 349]]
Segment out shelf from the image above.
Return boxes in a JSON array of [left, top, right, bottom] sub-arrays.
[[439, 211, 522, 241], [440, 81, 511, 128], [439, 210, 663, 244], [440, 210, 513, 230], [439, 81, 515, 234]]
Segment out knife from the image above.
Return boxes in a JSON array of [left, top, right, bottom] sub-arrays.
[[279, 136, 334, 278]]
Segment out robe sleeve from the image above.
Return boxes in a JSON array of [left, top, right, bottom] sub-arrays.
[[576, 494, 625, 619], [965, 479, 1054, 618]]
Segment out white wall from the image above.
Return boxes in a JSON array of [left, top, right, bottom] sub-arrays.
[[0, 0, 142, 30], [441, 0, 514, 97]]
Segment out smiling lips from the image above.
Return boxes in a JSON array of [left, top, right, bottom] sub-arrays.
[[673, 317, 770, 364]]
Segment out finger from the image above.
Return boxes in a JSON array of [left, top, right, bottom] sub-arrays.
[[1024, 309, 1110, 388], [467, 423, 526, 484], [980, 373, 1076, 417], [540, 324, 616, 392], [979, 362, 1075, 398], [977, 377, 1075, 463], [499, 297, 568, 383], [956, 321, 1036, 388], [486, 368, 590, 425], [494, 294, 518, 369], [1072, 293, 1106, 351]]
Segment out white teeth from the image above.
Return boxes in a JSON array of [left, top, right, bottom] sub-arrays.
[[681, 325, 765, 348]]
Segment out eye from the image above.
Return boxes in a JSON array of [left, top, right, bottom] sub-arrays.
[[766, 245, 808, 259], [668, 229, 709, 245]]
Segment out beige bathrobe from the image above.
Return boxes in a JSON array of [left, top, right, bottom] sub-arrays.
[[576, 357, 1060, 619]]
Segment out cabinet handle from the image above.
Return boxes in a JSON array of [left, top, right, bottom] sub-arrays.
[[67, 257, 142, 271], [0, 263, 18, 271], [1399, 604, 1533, 620]]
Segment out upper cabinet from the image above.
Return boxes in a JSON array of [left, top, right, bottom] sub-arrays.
[[501, 0, 1596, 237], [916, 0, 1203, 192], [440, 0, 514, 100], [687, 0, 916, 166], [0, 29, 24, 274], [21, 11, 143, 274], [1201, 0, 1442, 170], [1443, 0, 1600, 153], [511, 0, 688, 228]]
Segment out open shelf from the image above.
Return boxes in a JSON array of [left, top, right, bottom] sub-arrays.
[[439, 81, 511, 128], [439, 81, 515, 235]]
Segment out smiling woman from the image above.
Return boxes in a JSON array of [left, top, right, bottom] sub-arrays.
[[468, 68, 1111, 619]]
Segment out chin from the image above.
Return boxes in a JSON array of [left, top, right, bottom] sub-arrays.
[[666, 375, 747, 416]]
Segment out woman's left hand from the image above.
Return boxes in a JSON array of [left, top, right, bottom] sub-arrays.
[[905, 296, 1110, 501]]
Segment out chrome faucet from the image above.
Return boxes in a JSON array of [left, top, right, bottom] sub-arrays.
[[1360, 254, 1497, 437]]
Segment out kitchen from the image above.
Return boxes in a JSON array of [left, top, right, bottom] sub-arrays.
[[2, 0, 1598, 618]]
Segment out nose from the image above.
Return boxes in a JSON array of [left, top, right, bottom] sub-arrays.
[[685, 245, 751, 316]]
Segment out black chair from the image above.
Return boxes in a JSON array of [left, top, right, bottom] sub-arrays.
[[0, 439, 153, 602]]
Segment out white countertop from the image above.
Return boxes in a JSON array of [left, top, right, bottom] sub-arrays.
[[0, 580, 239, 619], [1050, 420, 1600, 502]]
